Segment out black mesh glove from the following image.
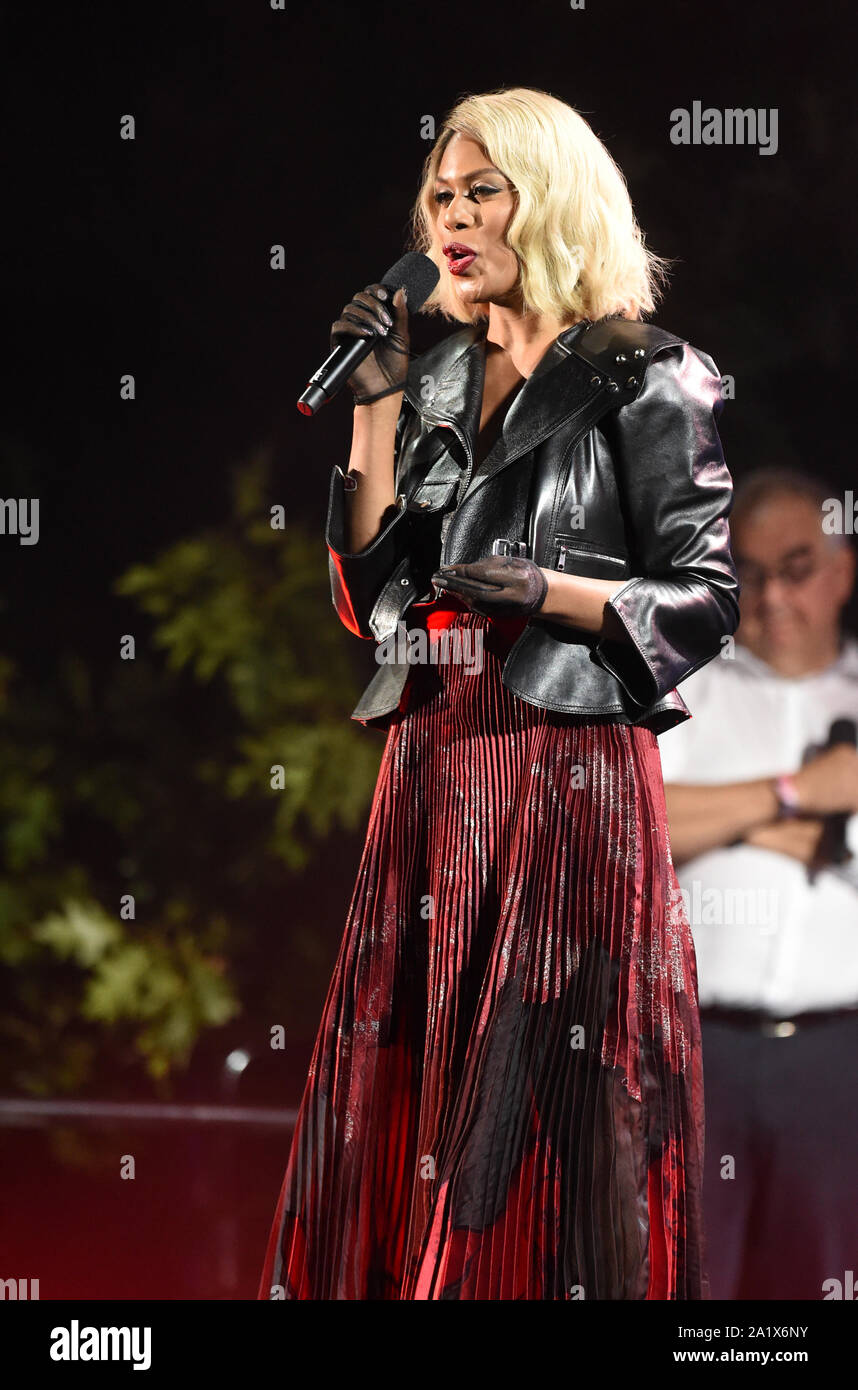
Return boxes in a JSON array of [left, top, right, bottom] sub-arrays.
[[330, 282, 410, 404], [430, 556, 549, 618]]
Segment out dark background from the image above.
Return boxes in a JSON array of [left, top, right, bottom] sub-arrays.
[[6, 0, 857, 656], [2, 0, 856, 1298]]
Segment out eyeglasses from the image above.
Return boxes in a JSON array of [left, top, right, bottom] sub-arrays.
[[735, 553, 827, 595]]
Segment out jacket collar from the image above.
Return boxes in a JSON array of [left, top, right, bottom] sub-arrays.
[[402, 317, 598, 496]]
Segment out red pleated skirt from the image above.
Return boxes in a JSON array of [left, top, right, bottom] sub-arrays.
[[258, 599, 709, 1300]]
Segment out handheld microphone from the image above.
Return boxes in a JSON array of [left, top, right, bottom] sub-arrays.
[[825, 718, 857, 864], [828, 718, 857, 750], [808, 716, 857, 881], [297, 252, 440, 417]]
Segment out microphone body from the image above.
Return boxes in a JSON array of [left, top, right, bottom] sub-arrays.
[[824, 719, 857, 866]]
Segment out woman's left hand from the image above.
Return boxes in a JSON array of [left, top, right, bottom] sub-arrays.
[[431, 557, 548, 618]]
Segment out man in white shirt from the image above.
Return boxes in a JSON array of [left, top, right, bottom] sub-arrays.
[[658, 465, 858, 1300]]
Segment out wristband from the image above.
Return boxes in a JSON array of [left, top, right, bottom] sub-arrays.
[[774, 773, 801, 819]]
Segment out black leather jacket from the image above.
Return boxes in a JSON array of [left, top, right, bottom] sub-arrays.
[[325, 315, 740, 735]]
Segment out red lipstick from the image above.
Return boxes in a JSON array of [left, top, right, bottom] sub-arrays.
[[444, 242, 477, 275]]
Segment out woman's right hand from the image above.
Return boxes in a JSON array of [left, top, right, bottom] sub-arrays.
[[330, 282, 410, 404]]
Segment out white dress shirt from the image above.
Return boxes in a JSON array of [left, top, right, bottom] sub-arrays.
[[657, 637, 858, 1014]]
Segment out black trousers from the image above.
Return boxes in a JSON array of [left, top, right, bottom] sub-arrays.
[[700, 1008, 858, 1300]]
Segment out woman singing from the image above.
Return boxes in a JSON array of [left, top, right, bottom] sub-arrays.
[[258, 86, 739, 1300]]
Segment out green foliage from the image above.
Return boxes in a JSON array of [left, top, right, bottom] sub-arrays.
[[33, 900, 236, 1079], [0, 447, 381, 1093]]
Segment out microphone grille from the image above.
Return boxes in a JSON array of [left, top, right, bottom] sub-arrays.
[[380, 252, 440, 312]]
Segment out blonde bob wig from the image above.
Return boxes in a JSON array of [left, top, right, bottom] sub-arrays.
[[408, 87, 673, 326]]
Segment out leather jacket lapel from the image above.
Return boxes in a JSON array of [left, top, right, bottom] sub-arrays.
[[402, 325, 485, 473], [402, 319, 602, 505], [466, 332, 605, 500]]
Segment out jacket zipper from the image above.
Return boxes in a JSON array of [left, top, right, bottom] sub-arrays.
[[556, 542, 628, 572], [418, 414, 472, 471], [554, 534, 628, 568]]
